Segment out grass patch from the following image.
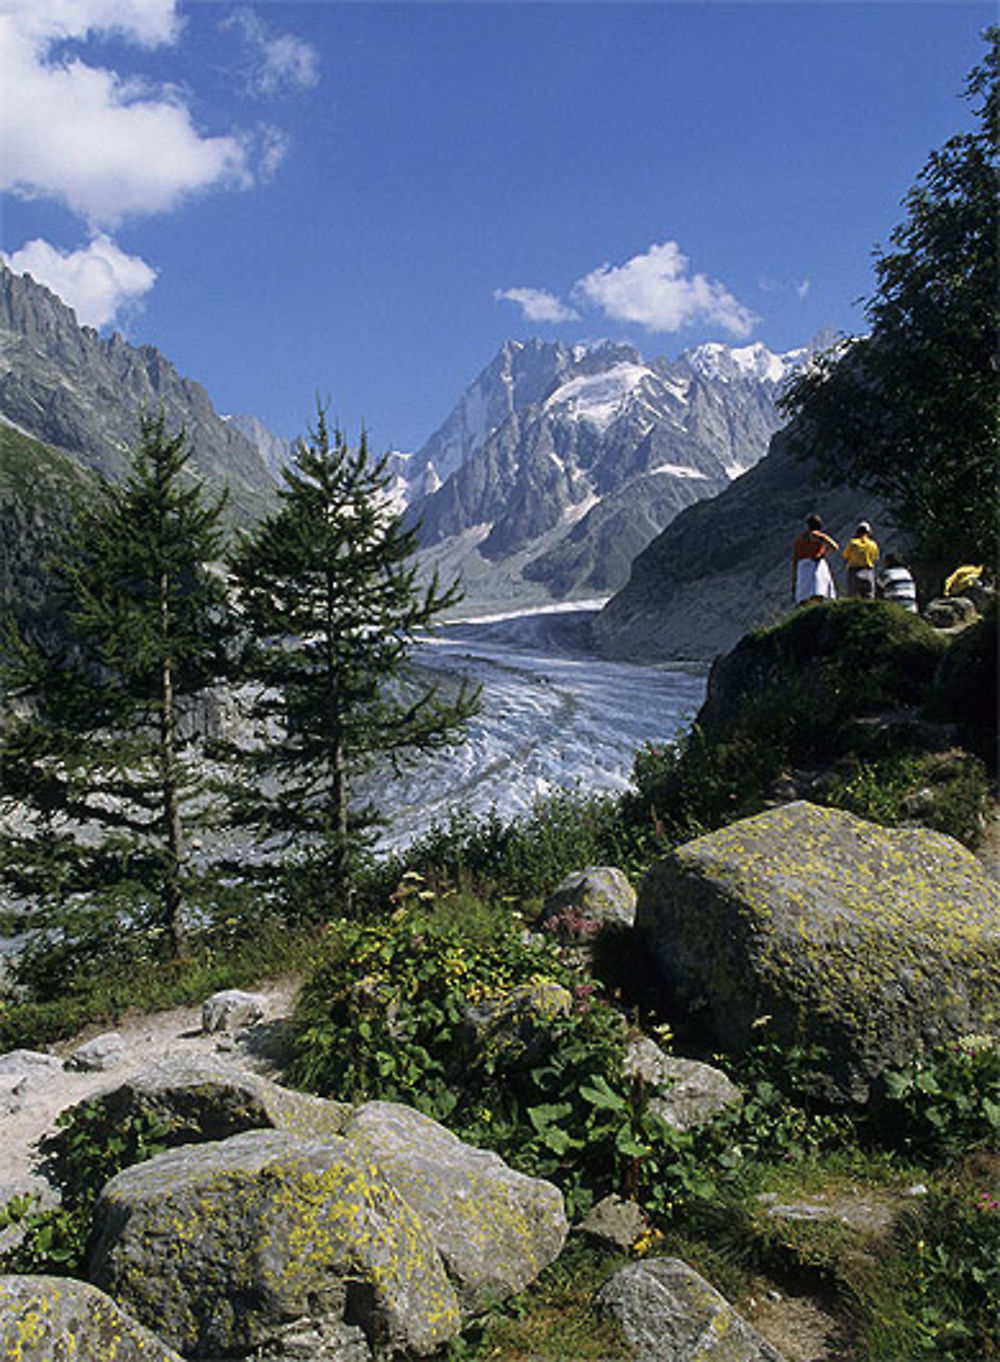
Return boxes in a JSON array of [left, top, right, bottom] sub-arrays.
[[444, 1238, 630, 1360]]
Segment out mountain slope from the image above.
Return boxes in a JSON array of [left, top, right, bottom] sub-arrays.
[[591, 428, 895, 661], [0, 264, 275, 524]]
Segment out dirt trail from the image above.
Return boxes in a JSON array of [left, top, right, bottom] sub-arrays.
[[0, 978, 300, 1204]]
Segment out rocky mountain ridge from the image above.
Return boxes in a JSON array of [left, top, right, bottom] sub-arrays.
[[407, 337, 808, 609], [0, 264, 276, 523]]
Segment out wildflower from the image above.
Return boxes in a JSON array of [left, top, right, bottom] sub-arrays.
[[632, 1227, 664, 1257]]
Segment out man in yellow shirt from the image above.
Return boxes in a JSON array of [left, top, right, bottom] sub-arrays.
[[842, 521, 879, 599]]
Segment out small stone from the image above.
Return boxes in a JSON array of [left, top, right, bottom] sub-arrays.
[[201, 988, 268, 1034], [66, 1032, 128, 1072], [904, 1183, 928, 1197]]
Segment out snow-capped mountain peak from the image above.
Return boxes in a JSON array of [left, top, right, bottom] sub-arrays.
[[682, 340, 806, 385]]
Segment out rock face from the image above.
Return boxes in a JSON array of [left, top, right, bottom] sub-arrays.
[[0, 1274, 183, 1361], [635, 802, 1000, 1102], [54, 1056, 353, 1152], [88, 1129, 463, 1358], [540, 865, 637, 941], [594, 1257, 787, 1362], [624, 1037, 742, 1133], [81, 1080, 567, 1358], [593, 427, 895, 661]]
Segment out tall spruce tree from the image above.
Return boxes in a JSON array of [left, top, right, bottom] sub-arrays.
[[226, 404, 478, 914], [778, 28, 999, 578], [0, 410, 232, 965]]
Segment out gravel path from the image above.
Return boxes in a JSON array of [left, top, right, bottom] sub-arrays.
[[0, 977, 300, 1206]]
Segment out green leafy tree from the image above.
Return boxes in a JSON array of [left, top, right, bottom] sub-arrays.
[[779, 28, 999, 577], [0, 410, 232, 964], [226, 404, 478, 915]]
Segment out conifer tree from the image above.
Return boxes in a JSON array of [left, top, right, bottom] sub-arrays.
[[0, 410, 232, 965], [226, 404, 478, 914]]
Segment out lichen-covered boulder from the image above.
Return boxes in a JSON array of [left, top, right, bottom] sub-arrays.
[[53, 1056, 352, 1154], [594, 1257, 787, 1361], [0, 1274, 183, 1360], [87, 1129, 462, 1358], [539, 866, 637, 941], [343, 1101, 568, 1311], [624, 1037, 741, 1132], [635, 801, 1000, 1102]]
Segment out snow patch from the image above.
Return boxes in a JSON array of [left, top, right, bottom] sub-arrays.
[[543, 362, 651, 431], [648, 463, 711, 480]]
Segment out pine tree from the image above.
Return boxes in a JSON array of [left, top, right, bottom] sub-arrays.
[[0, 410, 232, 966], [778, 28, 999, 577], [226, 404, 478, 915]]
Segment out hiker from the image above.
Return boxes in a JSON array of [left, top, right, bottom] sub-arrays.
[[792, 513, 839, 604], [877, 552, 918, 612], [842, 521, 880, 599]]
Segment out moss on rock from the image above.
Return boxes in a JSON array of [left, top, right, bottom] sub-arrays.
[[88, 1129, 462, 1358], [636, 801, 1000, 1102], [0, 1274, 183, 1360]]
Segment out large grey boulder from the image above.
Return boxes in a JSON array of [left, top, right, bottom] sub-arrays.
[[53, 1056, 352, 1151], [624, 1036, 741, 1132], [343, 1100, 568, 1311], [0, 1274, 183, 1360], [594, 1257, 787, 1361], [635, 801, 1000, 1102], [88, 1129, 463, 1358]]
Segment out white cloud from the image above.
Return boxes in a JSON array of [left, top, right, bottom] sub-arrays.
[[0, 0, 266, 227], [797, 277, 812, 300], [223, 6, 320, 96], [494, 287, 579, 324], [573, 241, 757, 338], [5, 0, 180, 49], [2, 235, 157, 328]]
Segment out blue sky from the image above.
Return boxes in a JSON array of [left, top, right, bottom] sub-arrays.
[[0, 1, 992, 453]]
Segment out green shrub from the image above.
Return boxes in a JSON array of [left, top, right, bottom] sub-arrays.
[[370, 787, 639, 911], [0, 1100, 174, 1275], [860, 1181, 1000, 1360], [290, 903, 725, 1219], [827, 750, 992, 847], [869, 1035, 1000, 1161]]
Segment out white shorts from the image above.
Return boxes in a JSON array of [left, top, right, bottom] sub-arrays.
[[796, 557, 836, 602]]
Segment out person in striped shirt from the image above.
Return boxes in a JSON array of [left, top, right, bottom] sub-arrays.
[[877, 553, 918, 612]]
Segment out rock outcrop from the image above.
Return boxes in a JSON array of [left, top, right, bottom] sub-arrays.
[[624, 1036, 742, 1133], [71, 1068, 568, 1358], [0, 262, 275, 524], [342, 1102, 569, 1312], [540, 865, 637, 941], [52, 1056, 353, 1151], [635, 801, 1000, 1102], [0, 1274, 183, 1361]]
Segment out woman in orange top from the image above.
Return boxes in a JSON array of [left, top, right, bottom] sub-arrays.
[[792, 513, 839, 604]]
